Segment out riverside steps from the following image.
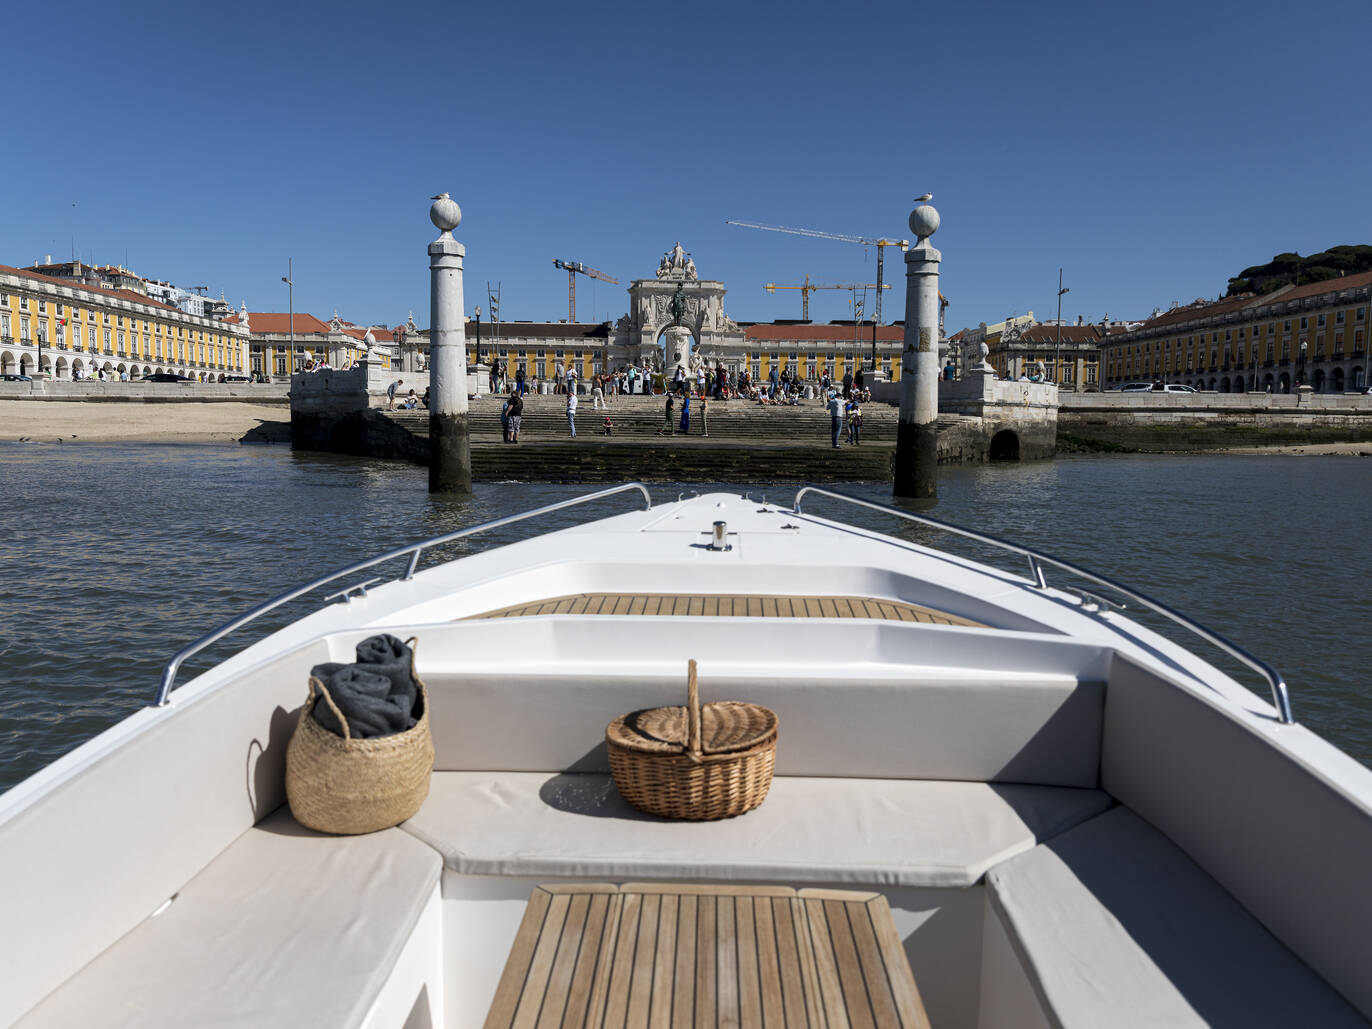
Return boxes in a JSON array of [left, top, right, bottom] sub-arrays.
[[291, 387, 998, 482]]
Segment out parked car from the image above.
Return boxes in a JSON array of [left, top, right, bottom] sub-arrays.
[[1117, 382, 1154, 392], [221, 375, 250, 383], [1, 373, 33, 382], [142, 373, 191, 383], [1157, 384, 1198, 393]]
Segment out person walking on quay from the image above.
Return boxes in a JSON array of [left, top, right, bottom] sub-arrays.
[[591, 376, 606, 410], [566, 389, 578, 438], [699, 395, 709, 437], [827, 389, 842, 448], [387, 378, 403, 410], [679, 393, 691, 435], [507, 389, 523, 443], [658, 392, 675, 435]]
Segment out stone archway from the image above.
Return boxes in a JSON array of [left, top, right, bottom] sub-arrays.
[[56, 357, 68, 379], [618, 242, 745, 373], [1332, 367, 1345, 391], [989, 429, 1020, 461], [1313, 368, 1326, 392], [1, 351, 15, 375]]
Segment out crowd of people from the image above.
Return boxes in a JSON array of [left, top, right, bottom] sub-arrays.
[[460, 359, 882, 445]]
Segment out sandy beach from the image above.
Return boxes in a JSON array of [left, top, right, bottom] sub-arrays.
[[0, 400, 290, 444], [1219, 442, 1372, 456]]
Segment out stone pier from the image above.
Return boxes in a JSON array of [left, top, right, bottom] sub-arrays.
[[894, 199, 942, 497], [427, 193, 471, 493]]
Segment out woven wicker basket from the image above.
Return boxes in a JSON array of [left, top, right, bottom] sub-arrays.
[[606, 659, 777, 820], [285, 639, 434, 835]]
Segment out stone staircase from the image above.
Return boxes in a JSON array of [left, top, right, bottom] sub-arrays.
[[386, 393, 903, 443]]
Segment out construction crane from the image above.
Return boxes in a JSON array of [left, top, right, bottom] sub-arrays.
[[763, 275, 889, 321], [552, 259, 618, 323], [727, 221, 907, 326]]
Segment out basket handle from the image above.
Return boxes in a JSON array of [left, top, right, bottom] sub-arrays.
[[686, 659, 702, 763], [308, 676, 352, 741]]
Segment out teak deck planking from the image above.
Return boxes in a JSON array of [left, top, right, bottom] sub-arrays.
[[484, 883, 933, 1029], [467, 593, 980, 628]]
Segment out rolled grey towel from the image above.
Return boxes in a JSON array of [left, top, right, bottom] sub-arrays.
[[311, 665, 414, 738], [354, 634, 418, 715]]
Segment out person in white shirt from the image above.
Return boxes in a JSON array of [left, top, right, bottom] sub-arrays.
[[566, 390, 578, 438]]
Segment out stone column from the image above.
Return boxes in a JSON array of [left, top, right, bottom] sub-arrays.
[[894, 201, 942, 497], [427, 193, 471, 493]]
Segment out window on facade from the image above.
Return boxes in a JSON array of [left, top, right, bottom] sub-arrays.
[[1355, 330, 1364, 353], [20, 317, 29, 341], [1300, 317, 1308, 330], [1356, 307, 1366, 322], [1281, 341, 1289, 360], [1284, 320, 1291, 332], [1317, 314, 1325, 327], [1336, 310, 1345, 324], [103, 328, 111, 350]]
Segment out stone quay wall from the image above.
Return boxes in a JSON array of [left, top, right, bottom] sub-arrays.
[[1058, 390, 1372, 450], [0, 379, 290, 404]]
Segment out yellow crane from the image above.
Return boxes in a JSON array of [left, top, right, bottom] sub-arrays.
[[552, 259, 618, 323], [727, 220, 908, 326], [763, 275, 890, 321]]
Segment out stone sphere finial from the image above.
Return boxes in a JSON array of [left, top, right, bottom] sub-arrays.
[[430, 192, 461, 233], [909, 201, 940, 242]]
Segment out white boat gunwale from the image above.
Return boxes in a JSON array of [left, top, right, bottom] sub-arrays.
[[154, 481, 1293, 724]]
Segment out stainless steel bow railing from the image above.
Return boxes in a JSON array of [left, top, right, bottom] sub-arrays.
[[792, 485, 1293, 724], [154, 483, 653, 707]]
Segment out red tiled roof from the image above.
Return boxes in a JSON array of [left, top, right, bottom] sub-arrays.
[[1016, 325, 1106, 344], [744, 323, 905, 341], [245, 312, 333, 335], [470, 322, 609, 338], [1141, 294, 1259, 331], [0, 264, 180, 314], [1256, 268, 1372, 305]]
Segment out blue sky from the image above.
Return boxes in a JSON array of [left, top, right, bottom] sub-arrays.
[[5, 0, 1369, 333]]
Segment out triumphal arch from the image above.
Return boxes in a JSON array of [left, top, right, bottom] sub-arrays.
[[611, 242, 745, 373]]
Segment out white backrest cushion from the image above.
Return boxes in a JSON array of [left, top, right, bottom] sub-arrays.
[[1101, 655, 1372, 1020], [0, 642, 324, 1025], [425, 672, 1104, 788]]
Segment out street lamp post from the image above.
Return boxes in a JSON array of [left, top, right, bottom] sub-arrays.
[[473, 305, 481, 368], [1298, 340, 1307, 387], [281, 259, 294, 379], [1055, 268, 1069, 389]]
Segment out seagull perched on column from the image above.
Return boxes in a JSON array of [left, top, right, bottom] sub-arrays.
[[914, 192, 933, 203]]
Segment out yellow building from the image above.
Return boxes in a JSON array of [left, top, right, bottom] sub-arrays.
[[1101, 271, 1372, 393], [0, 264, 249, 380]]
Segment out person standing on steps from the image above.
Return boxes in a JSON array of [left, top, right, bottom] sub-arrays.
[[566, 389, 578, 438], [679, 392, 691, 435], [827, 389, 842, 448], [500, 392, 512, 443], [507, 389, 523, 443], [387, 378, 403, 410], [699, 395, 709, 437], [658, 392, 675, 435]]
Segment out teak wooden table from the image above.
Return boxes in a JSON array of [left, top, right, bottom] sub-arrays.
[[484, 882, 932, 1029]]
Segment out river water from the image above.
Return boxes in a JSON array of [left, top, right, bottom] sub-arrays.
[[0, 442, 1368, 793]]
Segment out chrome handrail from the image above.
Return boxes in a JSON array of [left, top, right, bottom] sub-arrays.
[[154, 483, 653, 707], [792, 485, 1293, 724]]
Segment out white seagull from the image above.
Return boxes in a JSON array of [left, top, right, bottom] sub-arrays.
[[914, 192, 933, 203]]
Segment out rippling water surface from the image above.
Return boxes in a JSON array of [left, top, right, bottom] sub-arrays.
[[0, 442, 1368, 793]]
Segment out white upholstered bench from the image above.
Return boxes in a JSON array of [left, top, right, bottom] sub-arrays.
[[984, 806, 1367, 1027], [402, 771, 1113, 888], [17, 809, 442, 1029]]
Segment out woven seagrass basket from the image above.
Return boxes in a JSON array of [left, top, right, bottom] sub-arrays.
[[606, 659, 777, 820], [285, 639, 434, 835]]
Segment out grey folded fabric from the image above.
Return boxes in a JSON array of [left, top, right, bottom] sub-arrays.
[[307, 635, 420, 739], [354, 634, 417, 715]]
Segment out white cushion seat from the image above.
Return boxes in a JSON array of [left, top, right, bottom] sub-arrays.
[[985, 806, 1367, 1027], [400, 771, 1113, 888], [17, 809, 441, 1029]]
